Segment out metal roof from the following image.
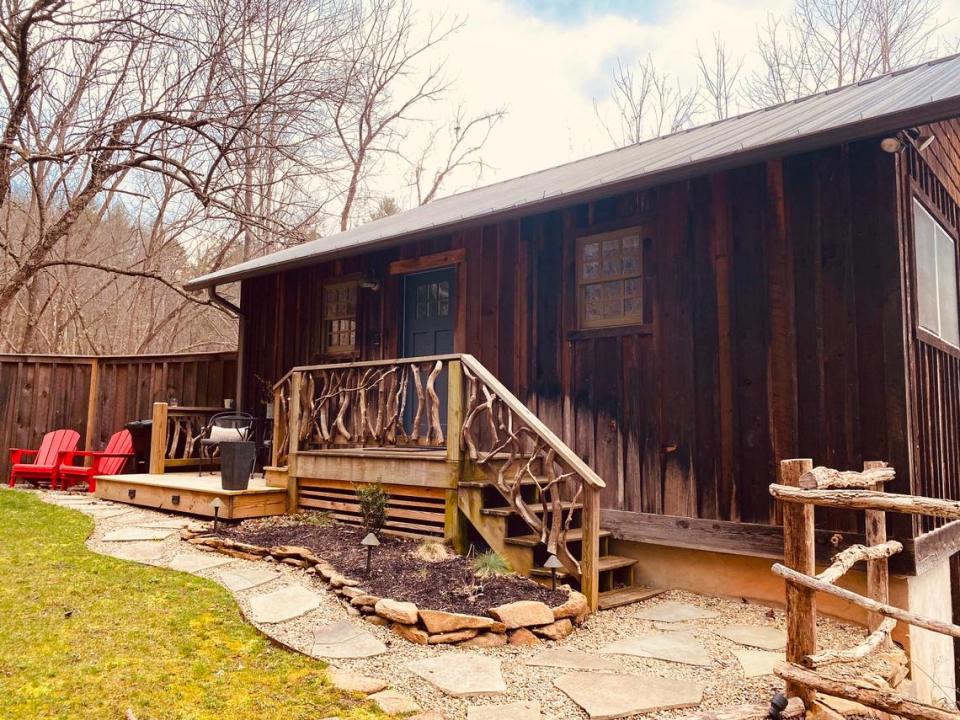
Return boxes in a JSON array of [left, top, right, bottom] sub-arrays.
[[186, 53, 960, 291]]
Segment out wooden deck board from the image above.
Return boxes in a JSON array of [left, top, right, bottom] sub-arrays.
[[94, 472, 286, 519]]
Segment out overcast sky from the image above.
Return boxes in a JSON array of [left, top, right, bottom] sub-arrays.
[[379, 0, 959, 208]]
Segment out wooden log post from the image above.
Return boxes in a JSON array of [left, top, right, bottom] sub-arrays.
[[271, 382, 283, 468], [780, 458, 816, 707], [149, 402, 168, 474], [863, 460, 891, 643], [287, 372, 302, 514], [444, 359, 467, 552], [581, 483, 601, 612]]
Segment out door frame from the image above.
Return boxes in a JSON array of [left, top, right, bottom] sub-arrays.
[[388, 248, 466, 357]]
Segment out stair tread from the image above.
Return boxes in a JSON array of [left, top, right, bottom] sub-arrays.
[[505, 528, 611, 547], [482, 502, 582, 517], [598, 585, 666, 610], [530, 554, 636, 577]]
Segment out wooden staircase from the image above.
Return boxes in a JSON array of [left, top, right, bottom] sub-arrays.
[[272, 352, 662, 611], [458, 461, 659, 610]]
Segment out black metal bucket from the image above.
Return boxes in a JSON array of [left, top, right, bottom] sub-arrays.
[[219, 441, 255, 491]]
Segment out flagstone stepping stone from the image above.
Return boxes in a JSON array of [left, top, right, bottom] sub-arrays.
[[137, 518, 191, 529], [734, 649, 783, 678], [600, 631, 712, 666], [653, 621, 698, 632], [248, 584, 321, 624], [635, 601, 719, 623], [102, 527, 177, 542], [107, 541, 166, 564], [555, 671, 704, 718], [369, 689, 421, 714], [308, 620, 387, 658], [525, 648, 620, 671], [218, 566, 280, 592], [715, 624, 787, 650], [407, 653, 507, 697], [468, 701, 541, 719], [82, 508, 134, 519], [168, 553, 233, 573], [326, 667, 388, 694]]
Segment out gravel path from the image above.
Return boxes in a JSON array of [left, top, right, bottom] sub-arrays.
[[44, 491, 896, 720]]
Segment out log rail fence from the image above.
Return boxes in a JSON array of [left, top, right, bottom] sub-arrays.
[[772, 458, 960, 720]]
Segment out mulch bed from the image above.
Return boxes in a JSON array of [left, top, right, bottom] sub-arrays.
[[218, 521, 567, 615]]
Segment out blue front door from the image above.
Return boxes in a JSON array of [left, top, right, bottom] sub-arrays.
[[402, 267, 456, 440]]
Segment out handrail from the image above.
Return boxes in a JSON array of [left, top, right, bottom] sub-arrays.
[[459, 354, 604, 489], [272, 354, 462, 390]]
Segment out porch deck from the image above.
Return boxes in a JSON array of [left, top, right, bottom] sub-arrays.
[[94, 472, 287, 519]]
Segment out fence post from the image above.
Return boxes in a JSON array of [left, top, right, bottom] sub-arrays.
[[83, 358, 100, 458], [149, 402, 168, 474], [287, 372, 301, 513], [863, 460, 891, 645], [781, 458, 816, 707]]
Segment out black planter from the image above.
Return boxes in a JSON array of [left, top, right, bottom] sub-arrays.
[[219, 441, 255, 490]]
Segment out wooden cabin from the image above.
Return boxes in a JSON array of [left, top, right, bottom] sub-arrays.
[[187, 56, 960, 700]]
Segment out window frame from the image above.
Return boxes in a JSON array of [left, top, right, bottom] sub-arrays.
[[913, 195, 960, 354], [575, 226, 646, 331], [321, 279, 359, 358]]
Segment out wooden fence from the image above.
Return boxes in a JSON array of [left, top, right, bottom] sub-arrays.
[[772, 459, 960, 720], [0, 351, 237, 481]]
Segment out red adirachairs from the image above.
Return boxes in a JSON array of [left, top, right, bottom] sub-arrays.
[[8, 429, 80, 489], [57, 429, 133, 493]]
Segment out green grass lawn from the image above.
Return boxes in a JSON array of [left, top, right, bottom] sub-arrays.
[[0, 490, 391, 720]]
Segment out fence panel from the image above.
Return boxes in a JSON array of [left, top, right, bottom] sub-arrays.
[[0, 351, 237, 481]]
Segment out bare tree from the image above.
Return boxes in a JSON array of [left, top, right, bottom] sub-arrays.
[[596, 56, 700, 147], [407, 105, 505, 206], [747, 0, 941, 105], [696, 34, 745, 121]]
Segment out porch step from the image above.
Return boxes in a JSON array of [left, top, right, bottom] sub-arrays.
[[505, 528, 611, 547], [482, 502, 582, 517], [598, 585, 666, 610], [530, 554, 636, 579]]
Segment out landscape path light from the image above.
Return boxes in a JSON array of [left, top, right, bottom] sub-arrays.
[[361, 532, 380, 576], [210, 497, 224, 532], [543, 554, 563, 591]]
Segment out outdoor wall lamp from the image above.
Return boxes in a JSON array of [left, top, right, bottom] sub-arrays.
[[359, 275, 380, 291], [881, 127, 935, 153]]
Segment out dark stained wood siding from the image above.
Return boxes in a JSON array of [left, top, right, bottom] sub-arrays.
[[901, 120, 960, 534], [240, 137, 912, 535]]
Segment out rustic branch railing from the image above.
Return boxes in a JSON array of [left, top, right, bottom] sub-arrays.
[[772, 459, 960, 720], [459, 354, 605, 609], [271, 353, 606, 609], [148, 402, 223, 473]]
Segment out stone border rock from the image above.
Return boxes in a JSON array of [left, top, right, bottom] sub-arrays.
[[186, 531, 591, 647]]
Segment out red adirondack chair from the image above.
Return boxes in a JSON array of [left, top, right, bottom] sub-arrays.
[[8, 429, 80, 488], [57, 429, 133, 493]]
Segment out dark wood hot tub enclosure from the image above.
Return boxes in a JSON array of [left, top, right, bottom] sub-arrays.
[[184, 58, 960, 584]]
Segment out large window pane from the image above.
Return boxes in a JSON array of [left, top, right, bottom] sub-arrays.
[[914, 199, 960, 348], [915, 203, 938, 335], [937, 226, 959, 346]]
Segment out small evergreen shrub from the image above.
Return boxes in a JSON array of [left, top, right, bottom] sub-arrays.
[[472, 550, 510, 577], [356, 483, 388, 533]]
